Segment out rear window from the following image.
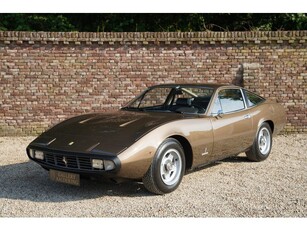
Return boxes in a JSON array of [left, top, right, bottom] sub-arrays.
[[244, 90, 265, 107]]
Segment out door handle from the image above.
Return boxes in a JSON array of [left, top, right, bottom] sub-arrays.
[[244, 114, 251, 119]]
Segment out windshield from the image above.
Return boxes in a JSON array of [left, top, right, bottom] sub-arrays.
[[122, 86, 214, 114]]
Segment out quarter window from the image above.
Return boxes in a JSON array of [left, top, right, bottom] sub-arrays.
[[244, 90, 265, 107]]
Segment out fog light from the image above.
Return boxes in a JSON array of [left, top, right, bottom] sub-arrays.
[[35, 151, 44, 160], [92, 159, 104, 169], [104, 160, 115, 171]]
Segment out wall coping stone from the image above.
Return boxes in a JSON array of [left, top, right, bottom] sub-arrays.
[[1, 31, 306, 45]]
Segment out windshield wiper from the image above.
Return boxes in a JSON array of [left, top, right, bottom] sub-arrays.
[[121, 106, 137, 111], [170, 110, 184, 114]]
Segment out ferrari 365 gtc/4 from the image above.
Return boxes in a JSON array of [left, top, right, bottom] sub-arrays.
[[27, 84, 286, 194]]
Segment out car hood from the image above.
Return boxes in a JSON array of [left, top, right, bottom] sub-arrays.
[[29, 110, 184, 155]]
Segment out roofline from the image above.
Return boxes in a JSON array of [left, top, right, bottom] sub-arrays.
[[147, 83, 236, 90]]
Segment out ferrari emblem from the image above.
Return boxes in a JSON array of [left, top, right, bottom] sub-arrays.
[[62, 157, 68, 166], [201, 148, 209, 156]]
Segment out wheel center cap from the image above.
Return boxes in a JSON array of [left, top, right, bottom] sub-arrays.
[[165, 162, 174, 171]]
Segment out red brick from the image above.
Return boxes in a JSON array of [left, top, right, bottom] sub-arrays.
[[0, 31, 306, 135]]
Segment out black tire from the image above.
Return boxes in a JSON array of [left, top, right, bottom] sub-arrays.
[[246, 122, 272, 162], [142, 138, 186, 195]]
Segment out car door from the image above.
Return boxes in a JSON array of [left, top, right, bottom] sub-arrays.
[[209, 88, 254, 159]]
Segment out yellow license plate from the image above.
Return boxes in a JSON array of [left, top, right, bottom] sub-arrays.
[[49, 169, 80, 186]]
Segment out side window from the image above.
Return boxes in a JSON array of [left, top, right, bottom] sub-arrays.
[[211, 89, 245, 114], [211, 97, 222, 114], [244, 90, 265, 107], [173, 90, 192, 104]]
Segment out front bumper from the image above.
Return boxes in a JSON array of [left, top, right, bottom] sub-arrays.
[[26, 145, 121, 176]]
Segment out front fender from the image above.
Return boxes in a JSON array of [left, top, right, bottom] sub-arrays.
[[116, 118, 213, 179]]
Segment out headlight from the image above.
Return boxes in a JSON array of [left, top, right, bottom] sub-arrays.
[[35, 151, 44, 160], [91, 159, 116, 171], [92, 159, 104, 169]]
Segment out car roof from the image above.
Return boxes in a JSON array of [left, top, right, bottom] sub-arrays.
[[148, 83, 237, 90]]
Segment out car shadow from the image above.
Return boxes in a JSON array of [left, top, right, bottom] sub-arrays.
[[220, 155, 251, 163], [1, 155, 251, 202], [0, 161, 153, 203], [186, 155, 250, 174]]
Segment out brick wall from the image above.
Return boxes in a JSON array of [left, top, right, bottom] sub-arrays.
[[0, 31, 306, 135]]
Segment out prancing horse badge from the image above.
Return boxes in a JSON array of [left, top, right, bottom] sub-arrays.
[[201, 147, 209, 156]]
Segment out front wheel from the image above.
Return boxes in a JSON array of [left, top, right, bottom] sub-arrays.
[[246, 122, 272, 162], [142, 138, 185, 195]]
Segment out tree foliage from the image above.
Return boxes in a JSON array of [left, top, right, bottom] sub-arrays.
[[0, 13, 306, 32]]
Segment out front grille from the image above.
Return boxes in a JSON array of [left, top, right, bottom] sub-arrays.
[[43, 152, 94, 171]]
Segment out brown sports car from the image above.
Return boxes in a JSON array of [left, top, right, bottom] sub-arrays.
[[27, 84, 286, 194]]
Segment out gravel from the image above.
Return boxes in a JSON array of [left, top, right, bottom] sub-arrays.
[[0, 134, 306, 217]]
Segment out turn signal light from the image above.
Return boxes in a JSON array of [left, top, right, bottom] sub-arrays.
[[104, 160, 116, 171], [28, 149, 44, 160]]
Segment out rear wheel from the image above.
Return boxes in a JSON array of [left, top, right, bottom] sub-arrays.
[[142, 138, 185, 195], [246, 122, 272, 162]]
